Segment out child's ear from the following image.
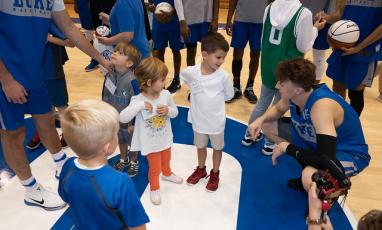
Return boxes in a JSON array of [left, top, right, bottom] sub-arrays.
[[103, 143, 111, 156], [147, 79, 152, 87], [201, 51, 208, 60], [126, 60, 134, 68]]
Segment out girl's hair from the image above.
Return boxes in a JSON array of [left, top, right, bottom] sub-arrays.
[[134, 57, 168, 92], [114, 42, 141, 68]]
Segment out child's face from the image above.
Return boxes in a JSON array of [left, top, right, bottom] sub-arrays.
[[111, 51, 133, 70], [202, 49, 227, 71], [149, 77, 166, 94]]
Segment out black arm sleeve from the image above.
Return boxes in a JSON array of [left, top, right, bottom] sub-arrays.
[[286, 134, 347, 183]]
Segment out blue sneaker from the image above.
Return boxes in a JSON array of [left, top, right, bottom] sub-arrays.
[[85, 59, 99, 72]]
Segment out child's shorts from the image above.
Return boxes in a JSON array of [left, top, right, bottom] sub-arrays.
[[185, 22, 210, 44], [193, 131, 224, 151], [231, 21, 262, 51], [152, 29, 184, 51], [118, 126, 132, 145], [45, 78, 69, 108]]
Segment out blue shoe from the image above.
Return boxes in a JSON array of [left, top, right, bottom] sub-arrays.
[[85, 59, 99, 72]]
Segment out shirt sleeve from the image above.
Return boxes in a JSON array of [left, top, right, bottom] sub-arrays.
[[116, 2, 135, 32], [222, 71, 234, 101], [165, 90, 179, 118], [174, 0, 185, 21], [53, 0, 65, 12], [120, 96, 145, 123], [179, 67, 192, 87], [118, 176, 150, 227], [295, 8, 318, 53]]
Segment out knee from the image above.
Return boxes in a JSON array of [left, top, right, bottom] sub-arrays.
[[1, 128, 25, 145], [302, 166, 318, 191]]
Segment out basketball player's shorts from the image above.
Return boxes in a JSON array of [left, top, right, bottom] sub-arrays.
[[45, 78, 69, 108], [336, 151, 370, 177], [313, 23, 331, 50], [152, 28, 184, 51], [231, 21, 262, 51], [327, 52, 378, 90], [0, 86, 53, 131], [184, 22, 210, 44], [194, 131, 224, 151]]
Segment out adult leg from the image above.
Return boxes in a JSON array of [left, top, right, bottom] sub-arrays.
[[243, 50, 260, 103], [230, 48, 245, 101], [348, 85, 365, 116], [332, 80, 347, 98], [186, 43, 197, 66], [152, 49, 165, 62]]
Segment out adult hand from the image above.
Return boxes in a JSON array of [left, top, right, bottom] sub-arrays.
[[98, 12, 110, 25], [341, 45, 362, 56], [144, 101, 153, 113], [96, 36, 112, 46], [1, 78, 28, 104], [156, 105, 169, 116], [271, 141, 289, 166], [226, 20, 233, 36], [180, 21, 191, 40], [98, 58, 113, 73], [210, 19, 219, 32], [248, 118, 263, 142], [63, 39, 75, 48]]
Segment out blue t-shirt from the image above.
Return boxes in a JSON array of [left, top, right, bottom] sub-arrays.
[[58, 158, 149, 229], [109, 0, 150, 59], [290, 84, 369, 160], [151, 0, 180, 31], [0, 1, 59, 90]]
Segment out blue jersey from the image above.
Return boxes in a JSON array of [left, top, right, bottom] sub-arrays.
[[151, 0, 180, 31], [58, 158, 149, 229], [290, 84, 369, 158], [109, 0, 150, 59], [332, 0, 382, 62], [0, 0, 64, 90]]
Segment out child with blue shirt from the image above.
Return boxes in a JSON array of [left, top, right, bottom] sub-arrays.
[[59, 100, 149, 230]]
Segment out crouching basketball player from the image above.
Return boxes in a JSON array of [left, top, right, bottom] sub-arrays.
[[248, 58, 370, 193]]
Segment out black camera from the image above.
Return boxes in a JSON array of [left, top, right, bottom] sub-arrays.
[[312, 170, 351, 201]]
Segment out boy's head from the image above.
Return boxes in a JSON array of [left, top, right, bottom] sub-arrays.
[[200, 32, 229, 71], [60, 100, 119, 160], [275, 58, 316, 99], [111, 42, 141, 70], [358, 209, 382, 230], [135, 57, 168, 92]]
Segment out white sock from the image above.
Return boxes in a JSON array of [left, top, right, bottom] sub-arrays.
[[21, 176, 38, 193], [312, 49, 327, 81], [52, 150, 68, 167]]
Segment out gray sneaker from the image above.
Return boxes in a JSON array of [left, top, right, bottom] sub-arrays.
[[128, 161, 139, 177]]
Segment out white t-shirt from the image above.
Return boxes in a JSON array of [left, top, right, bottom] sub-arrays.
[[180, 64, 234, 135], [119, 90, 178, 156]]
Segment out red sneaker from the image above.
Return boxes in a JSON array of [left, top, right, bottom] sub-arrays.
[[186, 166, 207, 185], [206, 170, 220, 192], [26, 133, 41, 150]]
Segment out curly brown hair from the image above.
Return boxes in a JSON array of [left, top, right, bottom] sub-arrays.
[[358, 210, 382, 230]]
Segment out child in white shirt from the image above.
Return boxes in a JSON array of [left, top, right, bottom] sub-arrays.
[[120, 57, 183, 205], [181, 32, 234, 192]]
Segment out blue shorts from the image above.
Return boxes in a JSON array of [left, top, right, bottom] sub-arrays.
[[337, 151, 370, 177], [0, 86, 52, 131], [45, 78, 69, 108], [118, 127, 132, 145], [152, 29, 184, 51], [326, 53, 377, 90], [231, 21, 262, 51], [185, 22, 210, 44], [313, 23, 331, 50]]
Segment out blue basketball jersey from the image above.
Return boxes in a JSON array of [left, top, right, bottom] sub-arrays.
[[290, 84, 369, 158], [151, 0, 180, 31]]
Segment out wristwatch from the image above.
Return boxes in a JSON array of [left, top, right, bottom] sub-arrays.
[[306, 217, 323, 225]]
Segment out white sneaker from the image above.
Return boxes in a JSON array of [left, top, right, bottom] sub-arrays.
[[24, 184, 66, 211], [262, 142, 276, 156], [55, 166, 62, 179], [162, 173, 183, 184], [150, 189, 161, 205]]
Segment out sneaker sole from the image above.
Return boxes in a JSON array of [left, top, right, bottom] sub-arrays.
[[241, 140, 254, 147], [85, 66, 99, 72], [186, 176, 207, 186], [161, 177, 183, 184], [24, 200, 67, 211], [26, 143, 41, 150], [128, 172, 138, 177], [261, 149, 273, 156]]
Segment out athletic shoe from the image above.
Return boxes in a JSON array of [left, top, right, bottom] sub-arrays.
[[128, 161, 139, 177], [166, 79, 181, 93], [150, 189, 161, 205], [243, 87, 258, 104], [113, 159, 130, 172], [241, 131, 263, 147], [377, 94, 382, 103], [226, 86, 242, 103], [186, 166, 207, 185], [60, 135, 68, 149], [162, 173, 183, 184], [206, 170, 220, 192], [84, 59, 99, 72], [24, 184, 66, 211], [262, 142, 276, 156], [287, 177, 305, 191], [26, 133, 41, 150]]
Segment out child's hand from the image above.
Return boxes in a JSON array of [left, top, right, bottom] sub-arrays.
[[127, 123, 134, 134], [63, 39, 75, 48], [98, 12, 110, 25], [156, 105, 169, 116], [144, 101, 153, 113]]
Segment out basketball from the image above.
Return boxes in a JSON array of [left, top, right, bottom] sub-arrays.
[[327, 20, 360, 49], [154, 2, 174, 24]]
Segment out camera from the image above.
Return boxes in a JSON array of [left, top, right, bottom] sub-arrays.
[[312, 170, 351, 200]]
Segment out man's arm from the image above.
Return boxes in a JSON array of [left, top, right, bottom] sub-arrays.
[[52, 10, 111, 71], [226, 0, 238, 36], [0, 59, 28, 104], [310, 99, 339, 138], [210, 0, 219, 32], [97, 32, 134, 46], [342, 23, 382, 56]]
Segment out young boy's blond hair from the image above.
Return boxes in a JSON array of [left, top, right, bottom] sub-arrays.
[[60, 100, 119, 159], [135, 57, 168, 92], [115, 42, 141, 68]]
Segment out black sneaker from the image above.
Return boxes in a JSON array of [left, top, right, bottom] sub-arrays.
[[244, 87, 258, 104], [241, 131, 263, 146], [166, 80, 181, 93], [26, 133, 41, 150], [226, 86, 242, 103], [113, 159, 130, 172], [287, 177, 305, 191], [128, 161, 139, 177], [262, 142, 276, 156]]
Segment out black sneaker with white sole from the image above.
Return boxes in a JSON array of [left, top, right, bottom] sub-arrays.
[[226, 86, 242, 103], [262, 142, 276, 155], [166, 80, 181, 93], [128, 161, 139, 177], [241, 131, 263, 146], [243, 87, 258, 104]]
